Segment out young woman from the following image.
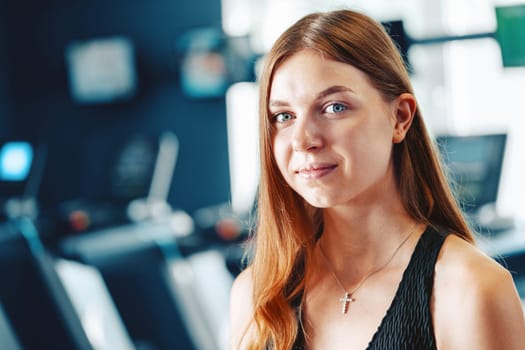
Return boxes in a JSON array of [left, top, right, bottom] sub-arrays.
[[230, 9, 525, 349]]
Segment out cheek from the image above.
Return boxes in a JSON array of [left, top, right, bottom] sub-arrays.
[[356, 137, 394, 175], [338, 127, 392, 169], [272, 136, 289, 175]]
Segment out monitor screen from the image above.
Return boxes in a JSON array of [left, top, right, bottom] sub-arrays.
[[65, 36, 137, 104], [436, 133, 507, 213]]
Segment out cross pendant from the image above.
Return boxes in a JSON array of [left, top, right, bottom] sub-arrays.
[[339, 292, 355, 314]]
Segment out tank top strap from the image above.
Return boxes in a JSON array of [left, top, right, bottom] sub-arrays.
[[291, 226, 448, 349], [366, 225, 448, 350]]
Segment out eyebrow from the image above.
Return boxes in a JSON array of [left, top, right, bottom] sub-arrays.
[[269, 85, 355, 107]]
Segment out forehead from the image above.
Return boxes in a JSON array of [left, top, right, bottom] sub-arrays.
[[269, 50, 375, 102]]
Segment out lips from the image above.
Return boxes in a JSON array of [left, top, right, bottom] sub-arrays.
[[296, 163, 337, 179]]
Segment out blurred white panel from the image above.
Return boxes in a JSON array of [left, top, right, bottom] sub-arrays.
[[168, 250, 233, 350], [222, 0, 261, 36], [226, 82, 259, 215], [55, 259, 135, 350]]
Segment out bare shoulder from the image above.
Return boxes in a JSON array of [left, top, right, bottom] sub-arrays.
[[230, 266, 255, 316], [230, 266, 255, 349], [433, 234, 525, 349]]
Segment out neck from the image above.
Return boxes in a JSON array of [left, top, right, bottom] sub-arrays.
[[318, 204, 419, 279]]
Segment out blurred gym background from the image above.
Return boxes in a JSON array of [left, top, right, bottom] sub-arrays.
[[1, 0, 525, 349]]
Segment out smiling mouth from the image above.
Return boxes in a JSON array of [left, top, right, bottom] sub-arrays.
[[296, 164, 338, 179]]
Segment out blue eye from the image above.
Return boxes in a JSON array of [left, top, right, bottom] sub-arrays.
[[325, 103, 347, 113], [273, 112, 294, 123]]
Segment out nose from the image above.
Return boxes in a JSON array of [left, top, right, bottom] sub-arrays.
[[291, 115, 323, 152]]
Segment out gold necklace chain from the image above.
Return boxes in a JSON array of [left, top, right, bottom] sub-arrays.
[[318, 223, 419, 314]]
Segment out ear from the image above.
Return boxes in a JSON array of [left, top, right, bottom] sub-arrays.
[[392, 93, 417, 144]]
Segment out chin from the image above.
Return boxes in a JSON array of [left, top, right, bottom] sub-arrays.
[[302, 196, 334, 209], [294, 187, 343, 208]]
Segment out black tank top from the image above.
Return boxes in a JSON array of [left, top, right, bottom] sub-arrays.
[[294, 226, 447, 349]]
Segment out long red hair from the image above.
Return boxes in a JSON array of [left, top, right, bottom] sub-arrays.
[[246, 9, 473, 349]]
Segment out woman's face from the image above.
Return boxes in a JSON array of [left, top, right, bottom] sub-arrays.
[[269, 50, 402, 208]]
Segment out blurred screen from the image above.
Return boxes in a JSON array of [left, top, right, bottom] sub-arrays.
[[436, 133, 507, 213], [0, 141, 34, 200], [0, 142, 33, 182], [65, 37, 137, 104]]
